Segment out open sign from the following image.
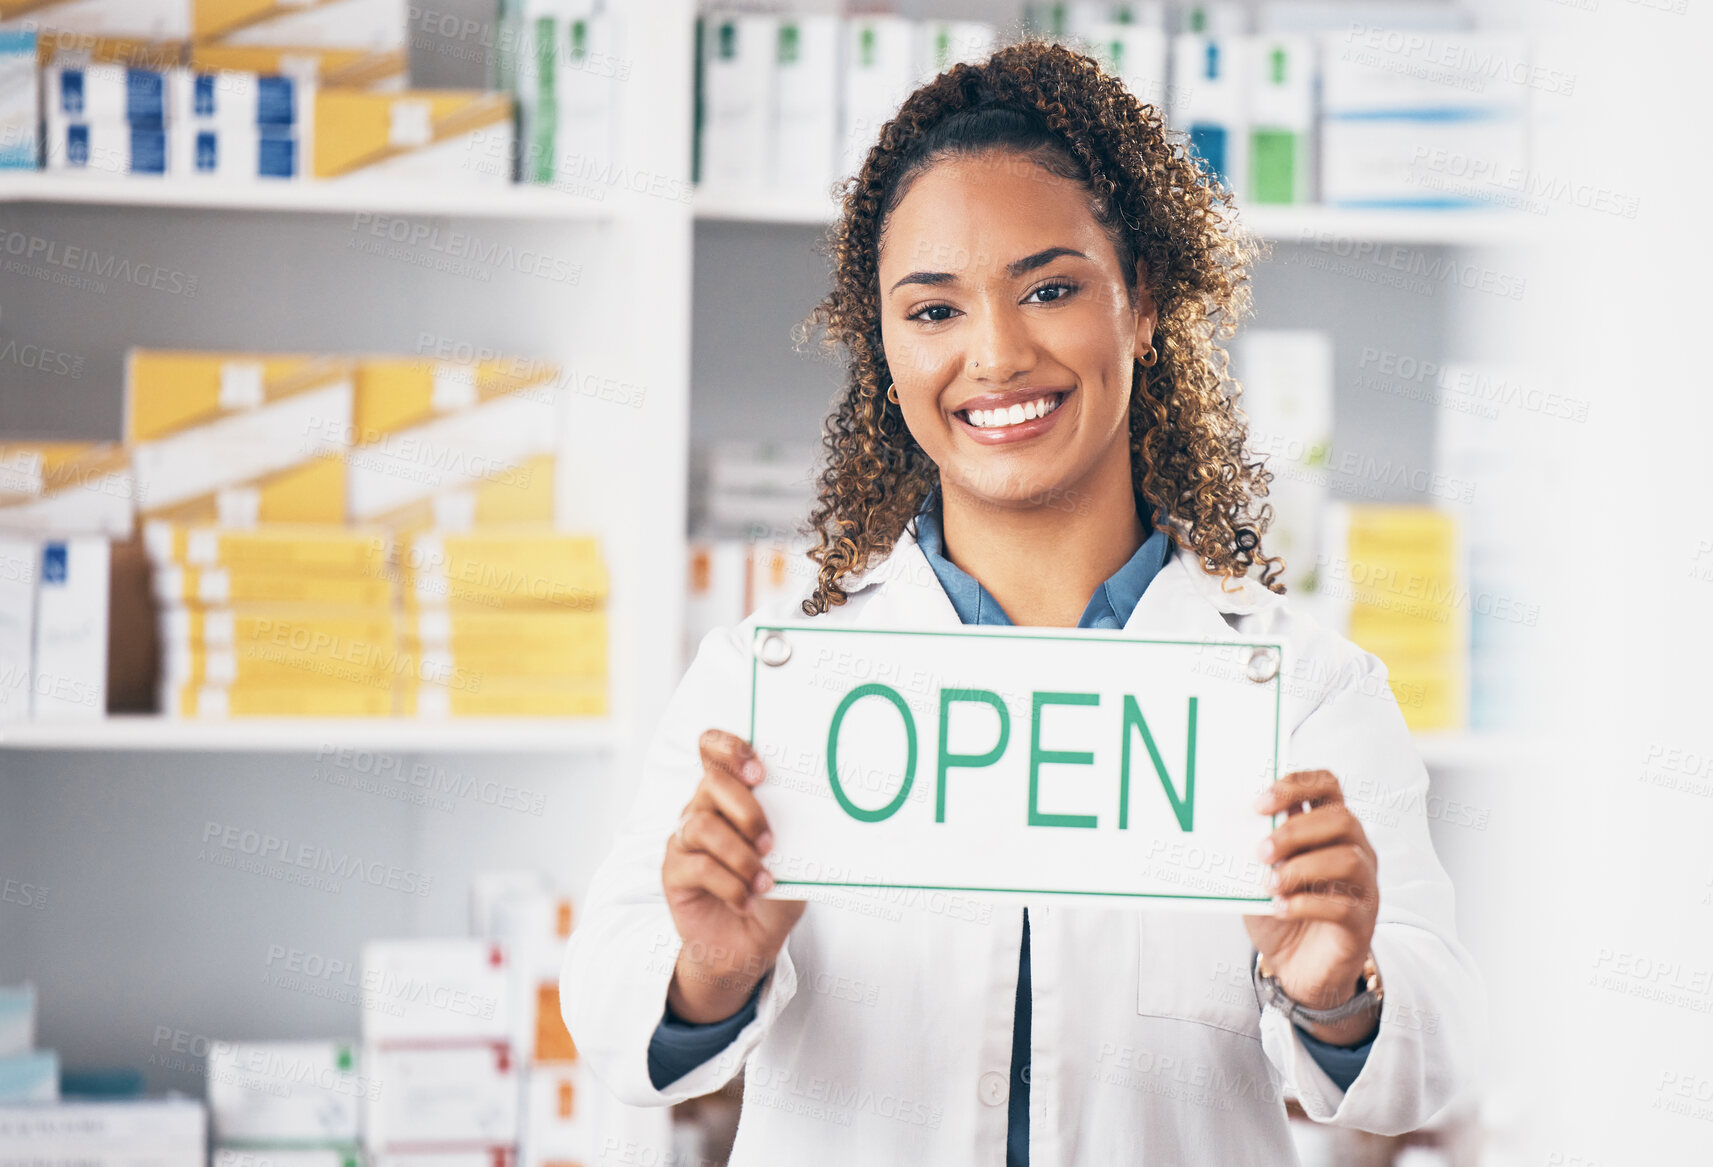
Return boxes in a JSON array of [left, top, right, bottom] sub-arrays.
[[748, 624, 1283, 910]]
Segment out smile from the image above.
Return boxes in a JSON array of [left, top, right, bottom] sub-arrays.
[[957, 392, 1064, 430]]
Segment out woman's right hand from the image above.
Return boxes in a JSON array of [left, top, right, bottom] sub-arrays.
[[661, 728, 806, 1023]]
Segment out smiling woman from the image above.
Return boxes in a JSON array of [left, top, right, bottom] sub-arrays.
[[562, 34, 1481, 1167], [795, 40, 1279, 623]]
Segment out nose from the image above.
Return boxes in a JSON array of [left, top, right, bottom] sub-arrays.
[[964, 302, 1035, 383]]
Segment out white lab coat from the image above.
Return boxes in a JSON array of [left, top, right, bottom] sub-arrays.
[[562, 523, 1484, 1165]]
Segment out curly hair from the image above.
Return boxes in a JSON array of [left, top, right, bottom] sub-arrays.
[[793, 34, 1282, 617]]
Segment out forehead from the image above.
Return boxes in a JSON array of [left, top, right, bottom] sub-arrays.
[[878, 152, 1109, 276]]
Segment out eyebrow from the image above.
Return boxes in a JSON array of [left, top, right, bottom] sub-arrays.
[[887, 246, 1089, 294]]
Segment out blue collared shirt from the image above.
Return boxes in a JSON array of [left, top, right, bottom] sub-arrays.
[[646, 498, 1374, 1153]]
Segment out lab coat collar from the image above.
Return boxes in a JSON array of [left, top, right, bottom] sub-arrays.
[[839, 520, 1277, 637]]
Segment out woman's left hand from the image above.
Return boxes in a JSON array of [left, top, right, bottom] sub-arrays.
[[1243, 769, 1380, 1044]]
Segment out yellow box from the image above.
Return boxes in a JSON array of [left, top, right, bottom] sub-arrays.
[[33, 31, 184, 69], [144, 521, 390, 573], [168, 682, 393, 717], [6, 1, 189, 41], [154, 565, 394, 607], [159, 604, 394, 648], [312, 90, 513, 185], [190, 42, 405, 88], [192, 0, 404, 50], [0, 442, 135, 536], [354, 356, 560, 441], [125, 350, 356, 522], [396, 678, 607, 719], [401, 528, 607, 610]]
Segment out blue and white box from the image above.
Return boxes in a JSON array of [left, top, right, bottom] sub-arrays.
[[0, 30, 36, 169]]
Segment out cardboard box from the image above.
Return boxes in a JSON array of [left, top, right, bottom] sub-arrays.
[[0, 1097, 206, 1161], [0, 986, 33, 1057], [207, 1040, 365, 1144], [402, 609, 606, 672], [192, 43, 406, 90], [194, 0, 405, 50], [359, 940, 512, 1045], [0, 27, 35, 168], [125, 350, 356, 523], [32, 536, 108, 720], [840, 14, 914, 179], [212, 1149, 364, 1167], [697, 12, 771, 190], [155, 565, 393, 607], [312, 90, 513, 186], [520, 1063, 589, 1165], [166, 681, 392, 717], [1245, 34, 1313, 204], [400, 530, 606, 611], [362, 1042, 518, 1150], [42, 117, 170, 175], [143, 522, 390, 573], [396, 677, 606, 719], [0, 443, 134, 538], [767, 14, 835, 194], [1170, 34, 1246, 195]]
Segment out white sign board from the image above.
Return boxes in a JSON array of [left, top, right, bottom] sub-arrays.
[[748, 623, 1284, 912]]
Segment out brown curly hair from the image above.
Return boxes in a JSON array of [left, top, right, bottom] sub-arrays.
[[793, 34, 1282, 617]]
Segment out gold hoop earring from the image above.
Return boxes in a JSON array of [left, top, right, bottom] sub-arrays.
[[1139, 343, 1158, 368], [886, 384, 900, 405]]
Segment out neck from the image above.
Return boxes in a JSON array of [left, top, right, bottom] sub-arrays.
[[937, 449, 1145, 628]]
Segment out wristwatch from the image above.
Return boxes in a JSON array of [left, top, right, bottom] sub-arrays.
[[1251, 950, 1384, 1027]]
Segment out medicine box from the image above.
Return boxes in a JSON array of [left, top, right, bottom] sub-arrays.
[[31, 535, 108, 720], [0, 443, 135, 537], [362, 1042, 519, 1150], [206, 1040, 364, 1144]]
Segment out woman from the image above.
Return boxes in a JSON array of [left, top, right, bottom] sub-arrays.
[[563, 38, 1481, 1164]]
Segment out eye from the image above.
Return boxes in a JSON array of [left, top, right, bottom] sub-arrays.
[[1025, 280, 1079, 305], [905, 302, 958, 324]]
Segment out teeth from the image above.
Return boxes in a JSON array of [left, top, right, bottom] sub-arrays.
[[964, 393, 1061, 429]]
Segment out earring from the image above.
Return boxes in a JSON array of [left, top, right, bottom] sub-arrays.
[[1139, 343, 1159, 368], [886, 383, 900, 405]]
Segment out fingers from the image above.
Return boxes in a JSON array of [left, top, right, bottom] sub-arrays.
[[664, 848, 757, 916], [1258, 801, 1367, 865], [678, 808, 772, 896], [700, 727, 763, 786], [690, 763, 772, 848], [1267, 842, 1377, 907], [1254, 769, 1345, 817]]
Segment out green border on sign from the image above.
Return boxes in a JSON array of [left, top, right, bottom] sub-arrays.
[[746, 624, 1284, 905]]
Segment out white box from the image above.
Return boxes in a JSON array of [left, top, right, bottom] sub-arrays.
[[520, 1063, 589, 1166], [1234, 331, 1333, 591], [1319, 116, 1526, 209], [207, 1040, 365, 1144], [1177, 1, 1248, 35], [1170, 35, 1246, 196], [195, 0, 405, 50], [0, 28, 35, 169], [913, 19, 994, 87], [31, 536, 108, 720], [363, 1043, 519, 1150], [770, 14, 836, 194], [698, 12, 773, 190], [44, 62, 170, 124], [374, 1153, 514, 1167], [173, 68, 310, 130], [1244, 34, 1313, 204], [1088, 22, 1169, 109], [0, 986, 33, 1057], [518, 8, 623, 188], [360, 940, 513, 1044], [213, 1150, 364, 1167], [43, 118, 171, 176], [0, 1051, 57, 1103], [171, 122, 302, 180], [470, 870, 552, 939], [0, 0, 191, 39], [0, 1097, 206, 1160], [840, 15, 915, 179], [0, 538, 36, 723]]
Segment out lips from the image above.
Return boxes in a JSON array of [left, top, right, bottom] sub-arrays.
[[951, 387, 1073, 444]]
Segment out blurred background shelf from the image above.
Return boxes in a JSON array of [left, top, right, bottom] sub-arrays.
[[0, 715, 617, 753], [693, 186, 1548, 244], [0, 172, 622, 221], [1414, 730, 1548, 771]]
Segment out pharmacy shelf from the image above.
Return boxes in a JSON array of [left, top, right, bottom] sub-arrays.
[[0, 172, 617, 221], [694, 187, 1549, 245], [0, 715, 618, 753]]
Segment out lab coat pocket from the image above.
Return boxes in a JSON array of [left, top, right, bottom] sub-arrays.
[[1135, 911, 1263, 1041]]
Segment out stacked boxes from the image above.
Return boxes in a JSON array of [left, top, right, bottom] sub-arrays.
[[168, 63, 310, 180], [206, 1040, 366, 1161], [145, 523, 397, 717], [0, 1, 191, 40], [0, 1097, 206, 1162], [503, 0, 624, 190], [0, 984, 54, 1104], [0, 28, 34, 167], [396, 528, 608, 718], [41, 56, 175, 175], [360, 940, 519, 1160], [312, 89, 514, 186], [1318, 502, 1467, 731]]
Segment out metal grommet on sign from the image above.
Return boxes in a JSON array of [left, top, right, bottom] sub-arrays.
[[1246, 646, 1280, 683], [755, 630, 792, 667]]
